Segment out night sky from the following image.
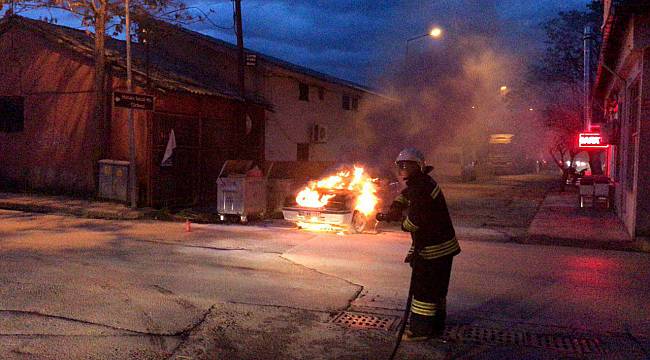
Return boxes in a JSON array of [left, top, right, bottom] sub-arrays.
[[4, 0, 590, 86]]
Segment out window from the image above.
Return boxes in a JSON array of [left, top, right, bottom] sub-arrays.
[[318, 87, 325, 101], [297, 143, 310, 161], [299, 83, 309, 101], [351, 97, 359, 111], [0, 96, 25, 133], [342, 95, 351, 110]]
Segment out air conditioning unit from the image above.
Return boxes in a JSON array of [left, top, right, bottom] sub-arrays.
[[311, 124, 328, 143]]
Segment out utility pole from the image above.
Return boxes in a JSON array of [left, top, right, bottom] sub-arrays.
[[234, 0, 245, 98], [126, 0, 137, 208], [234, 0, 251, 159], [583, 25, 595, 131]]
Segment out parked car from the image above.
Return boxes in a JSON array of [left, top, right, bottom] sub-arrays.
[[282, 165, 401, 233]]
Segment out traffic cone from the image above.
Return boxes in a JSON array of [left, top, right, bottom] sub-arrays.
[[185, 219, 192, 232]]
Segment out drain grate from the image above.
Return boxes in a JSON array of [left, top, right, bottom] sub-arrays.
[[331, 312, 399, 331], [444, 325, 604, 354]]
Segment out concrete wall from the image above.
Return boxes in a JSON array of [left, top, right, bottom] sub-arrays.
[[603, 14, 650, 238], [619, 62, 641, 237], [636, 47, 650, 236], [0, 26, 99, 194]]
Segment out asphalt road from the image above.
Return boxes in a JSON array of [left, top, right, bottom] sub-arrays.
[[1, 175, 648, 359]]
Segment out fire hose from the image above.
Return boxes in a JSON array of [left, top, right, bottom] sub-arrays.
[[389, 264, 415, 360], [376, 211, 415, 360]]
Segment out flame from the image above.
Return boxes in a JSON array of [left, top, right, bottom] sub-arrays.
[[297, 221, 341, 232], [296, 187, 335, 208], [317, 174, 346, 189], [356, 181, 378, 216], [295, 165, 379, 217]]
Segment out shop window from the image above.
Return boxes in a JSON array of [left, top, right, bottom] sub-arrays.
[[0, 96, 25, 133], [299, 83, 309, 101], [297, 143, 310, 161]]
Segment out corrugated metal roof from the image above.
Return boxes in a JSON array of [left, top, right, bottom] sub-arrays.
[[1, 14, 386, 104], [0, 15, 385, 104], [132, 12, 385, 98], [0, 15, 249, 101]]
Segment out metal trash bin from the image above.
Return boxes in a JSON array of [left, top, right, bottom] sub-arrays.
[[593, 176, 611, 209], [578, 176, 595, 208], [216, 160, 268, 223]]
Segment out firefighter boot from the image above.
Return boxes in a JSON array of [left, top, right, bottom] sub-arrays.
[[431, 298, 447, 338], [403, 313, 436, 342], [401, 329, 432, 342]]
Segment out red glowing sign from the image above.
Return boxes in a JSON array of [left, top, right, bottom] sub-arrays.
[[578, 133, 609, 148]]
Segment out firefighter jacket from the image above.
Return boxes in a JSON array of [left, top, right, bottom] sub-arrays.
[[389, 172, 460, 260]]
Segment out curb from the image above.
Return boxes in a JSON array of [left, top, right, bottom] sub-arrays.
[[521, 234, 645, 253], [0, 200, 149, 221]]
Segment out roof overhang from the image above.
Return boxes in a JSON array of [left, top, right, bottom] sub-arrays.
[[594, 1, 650, 99]]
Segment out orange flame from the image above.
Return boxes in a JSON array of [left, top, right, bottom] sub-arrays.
[[295, 166, 379, 217], [296, 187, 335, 208], [356, 181, 378, 216]]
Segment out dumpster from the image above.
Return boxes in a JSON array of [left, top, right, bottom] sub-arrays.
[[216, 160, 269, 223], [267, 179, 294, 217]]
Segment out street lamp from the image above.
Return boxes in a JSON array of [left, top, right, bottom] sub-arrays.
[[405, 26, 443, 59], [430, 27, 442, 38]]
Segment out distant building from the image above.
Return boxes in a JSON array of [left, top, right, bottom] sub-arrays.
[[594, 0, 650, 239]]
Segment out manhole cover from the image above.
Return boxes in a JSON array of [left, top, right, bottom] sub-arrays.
[[331, 312, 399, 331], [444, 325, 604, 354]]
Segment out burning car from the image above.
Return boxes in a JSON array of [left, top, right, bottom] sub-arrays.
[[282, 165, 400, 233]]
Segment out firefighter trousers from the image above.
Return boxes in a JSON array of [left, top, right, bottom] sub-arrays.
[[409, 255, 454, 336]]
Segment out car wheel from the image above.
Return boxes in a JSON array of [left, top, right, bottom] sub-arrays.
[[351, 211, 367, 234]]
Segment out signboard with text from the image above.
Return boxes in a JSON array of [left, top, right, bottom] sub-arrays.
[[113, 92, 155, 111], [578, 133, 609, 149]]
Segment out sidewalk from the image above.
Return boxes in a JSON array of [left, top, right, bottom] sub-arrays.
[[524, 188, 645, 251], [0, 192, 154, 220]]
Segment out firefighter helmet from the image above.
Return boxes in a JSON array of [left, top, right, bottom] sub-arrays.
[[396, 147, 425, 168]]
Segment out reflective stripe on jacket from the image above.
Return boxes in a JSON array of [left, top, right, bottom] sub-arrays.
[[391, 172, 460, 260]]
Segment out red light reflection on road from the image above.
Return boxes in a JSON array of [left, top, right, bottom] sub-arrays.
[[563, 256, 619, 287], [568, 257, 616, 270]]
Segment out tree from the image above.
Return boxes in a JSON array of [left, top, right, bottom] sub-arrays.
[[0, 0, 196, 161], [510, 1, 602, 186]]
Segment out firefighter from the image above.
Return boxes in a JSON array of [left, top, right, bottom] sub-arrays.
[[378, 147, 461, 341]]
